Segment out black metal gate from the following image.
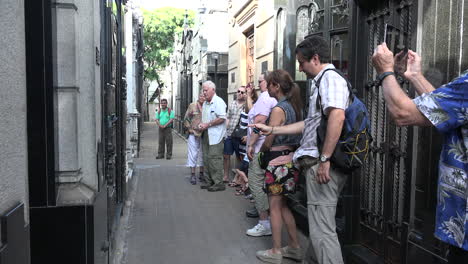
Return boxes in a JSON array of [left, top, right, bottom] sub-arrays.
[[101, 0, 127, 250], [349, 1, 416, 263], [353, 1, 452, 262]]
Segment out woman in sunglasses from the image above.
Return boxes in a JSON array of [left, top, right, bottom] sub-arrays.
[[255, 69, 304, 264]]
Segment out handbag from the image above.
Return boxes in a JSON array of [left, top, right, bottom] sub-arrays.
[[258, 150, 292, 170], [231, 125, 246, 139], [230, 117, 246, 139]]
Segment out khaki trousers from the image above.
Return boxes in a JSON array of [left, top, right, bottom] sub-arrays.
[[301, 159, 347, 264], [248, 153, 269, 212], [202, 132, 224, 186]]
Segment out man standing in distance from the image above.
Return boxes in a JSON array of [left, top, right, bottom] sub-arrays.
[[198, 81, 227, 192], [155, 98, 175, 160]]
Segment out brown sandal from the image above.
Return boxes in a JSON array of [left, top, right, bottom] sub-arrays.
[[235, 184, 249, 195]]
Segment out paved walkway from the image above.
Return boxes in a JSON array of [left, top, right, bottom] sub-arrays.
[[123, 122, 310, 264]]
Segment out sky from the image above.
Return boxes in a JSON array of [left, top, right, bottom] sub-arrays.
[[140, 0, 200, 10]]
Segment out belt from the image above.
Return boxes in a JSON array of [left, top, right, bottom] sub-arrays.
[[271, 149, 292, 156]]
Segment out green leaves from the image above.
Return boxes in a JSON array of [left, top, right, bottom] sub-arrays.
[[142, 7, 195, 82]]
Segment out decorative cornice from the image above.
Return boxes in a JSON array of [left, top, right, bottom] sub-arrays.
[[229, 40, 238, 48], [55, 86, 80, 92], [256, 15, 274, 29], [235, 1, 258, 27], [56, 169, 82, 183], [234, 0, 254, 18], [256, 50, 274, 60], [52, 2, 78, 11]]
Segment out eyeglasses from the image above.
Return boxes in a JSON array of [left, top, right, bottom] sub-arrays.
[[237, 91, 245, 94]]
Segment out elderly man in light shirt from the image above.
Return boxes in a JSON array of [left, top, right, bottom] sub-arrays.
[[197, 80, 228, 192]]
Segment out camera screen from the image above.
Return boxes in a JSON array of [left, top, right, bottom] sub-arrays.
[[384, 24, 409, 75], [384, 24, 409, 54]]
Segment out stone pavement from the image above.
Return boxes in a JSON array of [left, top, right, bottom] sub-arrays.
[[120, 122, 310, 264]]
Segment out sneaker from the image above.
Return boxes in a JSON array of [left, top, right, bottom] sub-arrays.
[[207, 184, 226, 192], [256, 249, 282, 264], [281, 246, 303, 261], [246, 223, 271, 237], [200, 183, 212, 189], [155, 156, 164, 159], [198, 174, 205, 182], [190, 175, 196, 185]]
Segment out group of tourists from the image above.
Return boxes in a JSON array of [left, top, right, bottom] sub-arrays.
[[155, 34, 467, 263]]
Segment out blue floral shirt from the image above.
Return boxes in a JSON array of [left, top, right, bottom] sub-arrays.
[[413, 72, 468, 250]]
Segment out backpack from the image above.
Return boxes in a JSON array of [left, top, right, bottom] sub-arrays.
[[315, 69, 372, 172], [158, 107, 171, 115]]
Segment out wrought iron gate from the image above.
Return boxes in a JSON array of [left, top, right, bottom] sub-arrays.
[[355, 1, 452, 262], [101, 0, 127, 246], [353, 1, 416, 263]]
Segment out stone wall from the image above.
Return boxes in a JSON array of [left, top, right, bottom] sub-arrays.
[[55, 0, 101, 203], [419, 0, 468, 83], [0, 0, 29, 233]]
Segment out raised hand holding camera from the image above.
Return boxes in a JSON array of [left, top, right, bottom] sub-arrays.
[[248, 123, 272, 136]]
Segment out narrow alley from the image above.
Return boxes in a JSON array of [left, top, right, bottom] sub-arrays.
[[121, 123, 309, 264], [2, 1, 468, 264]]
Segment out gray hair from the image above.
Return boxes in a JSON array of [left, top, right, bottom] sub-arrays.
[[202, 80, 216, 90]]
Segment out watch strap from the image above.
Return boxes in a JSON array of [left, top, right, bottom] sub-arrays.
[[377, 71, 395, 86], [319, 155, 330, 163]]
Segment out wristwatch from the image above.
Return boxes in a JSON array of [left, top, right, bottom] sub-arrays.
[[377, 71, 395, 86], [319, 154, 330, 163]]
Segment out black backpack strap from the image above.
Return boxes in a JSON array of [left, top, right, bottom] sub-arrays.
[[315, 68, 354, 115]]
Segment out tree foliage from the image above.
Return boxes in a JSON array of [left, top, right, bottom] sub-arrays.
[[142, 7, 195, 82]]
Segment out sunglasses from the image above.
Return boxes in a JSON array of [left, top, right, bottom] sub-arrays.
[[237, 91, 245, 94]]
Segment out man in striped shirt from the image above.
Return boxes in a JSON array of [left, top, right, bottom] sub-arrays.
[[251, 36, 349, 264], [223, 86, 246, 182]]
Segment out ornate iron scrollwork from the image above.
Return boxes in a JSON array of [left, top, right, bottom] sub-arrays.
[[397, 0, 413, 11], [331, 35, 344, 70], [308, 2, 320, 33], [331, 0, 349, 28], [297, 7, 309, 42]]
